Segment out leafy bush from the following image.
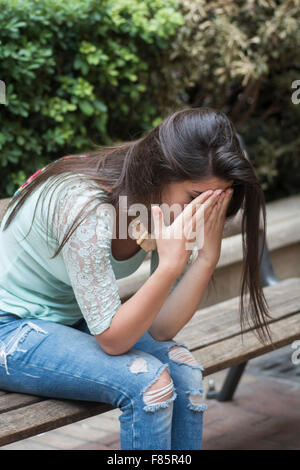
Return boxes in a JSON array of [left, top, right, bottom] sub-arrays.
[[0, 0, 299, 202], [0, 0, 183, 196]]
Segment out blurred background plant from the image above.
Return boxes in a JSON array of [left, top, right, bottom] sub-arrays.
[[0, 0, 299, 201]]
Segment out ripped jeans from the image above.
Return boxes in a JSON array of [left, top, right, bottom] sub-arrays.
[[0, 311, 207, 450]]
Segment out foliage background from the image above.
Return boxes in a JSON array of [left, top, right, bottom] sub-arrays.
[[0, 0, 299, 202]]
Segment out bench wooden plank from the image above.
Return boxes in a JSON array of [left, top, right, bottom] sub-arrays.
[[174, 277, 300, 349], [0, 398, 115, 446], [0, 393, 44, 413], [193, 313, 300, 376]]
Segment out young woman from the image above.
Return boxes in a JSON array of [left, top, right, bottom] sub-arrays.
[[0, 107, 272, 450]]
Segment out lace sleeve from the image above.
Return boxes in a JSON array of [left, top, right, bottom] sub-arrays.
[[54, 176, 122, 335]]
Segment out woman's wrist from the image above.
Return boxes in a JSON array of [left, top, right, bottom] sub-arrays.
[[192, 256, 217, 275], [156, 261, 183, 280]]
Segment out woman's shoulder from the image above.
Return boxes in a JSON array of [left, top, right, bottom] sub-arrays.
[[46, 173, 110, 206], [50, 174, 114, 240]]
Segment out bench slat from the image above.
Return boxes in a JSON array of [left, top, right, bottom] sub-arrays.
[[194, 312, 300, 376], [174, 277, 300, 349], [0, 393, 44, 414], [0, 398, 115, 446]]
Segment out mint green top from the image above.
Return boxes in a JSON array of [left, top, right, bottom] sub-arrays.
[[0, 173, 191, 335], [0, 174, 155, 334]]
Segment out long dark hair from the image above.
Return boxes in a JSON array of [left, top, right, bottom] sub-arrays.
[[2, 106, 273, 345]]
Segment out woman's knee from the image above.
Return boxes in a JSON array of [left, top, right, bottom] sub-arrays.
[[126, 353, 176, 409], [166, 344, 207, 411], [168, 345, 199, 366], [143, 367, 174, 406]]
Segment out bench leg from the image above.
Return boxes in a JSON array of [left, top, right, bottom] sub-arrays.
[[206, 362, 248, 402], [217, 362, 248, 401]]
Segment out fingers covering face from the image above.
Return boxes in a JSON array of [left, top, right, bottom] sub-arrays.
[[215, 188, 234, 221]]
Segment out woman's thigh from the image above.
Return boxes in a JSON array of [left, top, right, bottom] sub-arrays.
[[0, 313, 170, 409]]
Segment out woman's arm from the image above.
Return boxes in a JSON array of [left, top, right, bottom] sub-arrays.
[[96, 264, 179, 355], [148, 187, 234, 341], [148, 258, 215, 341], [97, 193, 216, 355]]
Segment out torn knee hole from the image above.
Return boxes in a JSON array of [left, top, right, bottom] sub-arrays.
[[129, 357, 148, 374], [0, 321, 48, 376], [169, 345, 198, 366], [188, 390, 208, 412], [143, 369, 174, 406], [189, 393, 204, 406]]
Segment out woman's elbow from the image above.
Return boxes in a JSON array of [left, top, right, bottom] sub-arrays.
[[95, 329, 129, 356]]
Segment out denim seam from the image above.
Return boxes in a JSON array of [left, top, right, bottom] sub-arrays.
[[0, 357, 133, 403]]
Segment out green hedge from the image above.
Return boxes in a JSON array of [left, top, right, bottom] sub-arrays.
[[0, 0, 184, 197], [1, 0, 299, 202]]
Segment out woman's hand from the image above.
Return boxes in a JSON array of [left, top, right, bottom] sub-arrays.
[[151, 190, 222, 276], [194, 187, 234, 269]]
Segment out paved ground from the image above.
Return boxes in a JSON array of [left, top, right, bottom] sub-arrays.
[[1, 344, 299, 450]]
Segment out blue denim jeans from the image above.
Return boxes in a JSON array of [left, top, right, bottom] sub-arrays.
[[0, 311, 207, 450]]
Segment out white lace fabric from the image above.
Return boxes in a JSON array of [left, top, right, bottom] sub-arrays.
[[52, 175, 121, 335]]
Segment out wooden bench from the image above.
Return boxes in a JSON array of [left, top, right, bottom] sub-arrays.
[[1, 176, 299, 446]]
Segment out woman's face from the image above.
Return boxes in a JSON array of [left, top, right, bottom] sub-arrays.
[[160, 177, 234, 224]]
